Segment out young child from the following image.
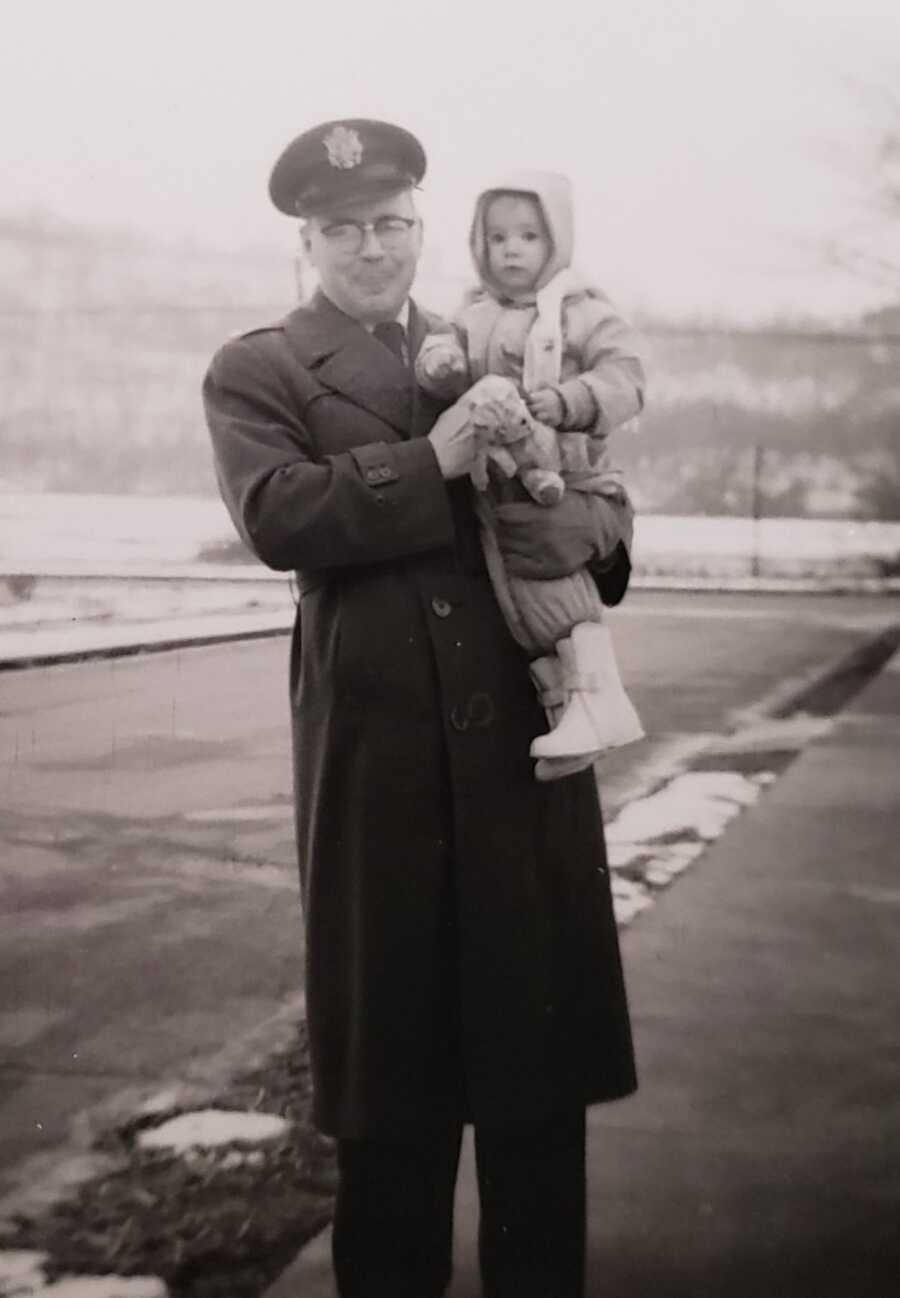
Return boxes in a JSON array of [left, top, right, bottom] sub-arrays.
[[416, 171, 645, 779]]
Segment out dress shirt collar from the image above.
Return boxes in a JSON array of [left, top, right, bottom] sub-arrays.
[[363, 299, 410, 333], [315, 289, 410, 335]]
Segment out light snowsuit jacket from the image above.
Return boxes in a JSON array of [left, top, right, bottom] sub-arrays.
[[416, 172, 647, 651], [463, 170, 645, 449]]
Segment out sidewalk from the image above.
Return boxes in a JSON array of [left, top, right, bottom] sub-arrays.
[[4, 573, 899, 670], [267, 647, 900, 1298]]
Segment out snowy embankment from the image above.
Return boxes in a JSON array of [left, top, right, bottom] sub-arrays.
[[2, 492, 899, 653], [4, 491, 900, 572]]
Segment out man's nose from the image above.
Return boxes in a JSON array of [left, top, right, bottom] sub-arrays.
[[358, 225, 385, 257]]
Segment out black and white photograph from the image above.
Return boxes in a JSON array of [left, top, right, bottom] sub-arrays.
[[1, 2, 899, 1295]]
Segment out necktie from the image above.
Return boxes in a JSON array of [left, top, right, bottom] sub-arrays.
[[373, 321, 408, 365]]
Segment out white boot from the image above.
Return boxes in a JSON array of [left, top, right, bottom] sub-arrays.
[[529, 654, 598, 781], [530, 622, 644, 759]]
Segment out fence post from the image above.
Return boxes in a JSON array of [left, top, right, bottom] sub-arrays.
[[751, 443, 764, 578]]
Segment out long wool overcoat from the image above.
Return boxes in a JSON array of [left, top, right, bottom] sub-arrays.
[[203, 291, 637, 1138]]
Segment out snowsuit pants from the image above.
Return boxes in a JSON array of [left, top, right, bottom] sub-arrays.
[[476, 494, 613, 656]]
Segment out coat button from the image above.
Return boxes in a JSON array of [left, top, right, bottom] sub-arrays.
[[466, 692, 495, 728], [450, 693, 495, 732], [431, 597, 452, 618], [450, 703, 469, 732]]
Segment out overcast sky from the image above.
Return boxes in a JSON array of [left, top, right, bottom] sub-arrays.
[[3, 0, 899, 322]]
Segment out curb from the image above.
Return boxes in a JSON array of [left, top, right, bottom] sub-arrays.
[[630, 573, 900, 595], [768, 620, 900, 717], [725, 619, 900, 729], [0, 620, 293, 672]]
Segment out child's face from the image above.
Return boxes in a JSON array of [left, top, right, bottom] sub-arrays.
[[484, 194, 550, 293]]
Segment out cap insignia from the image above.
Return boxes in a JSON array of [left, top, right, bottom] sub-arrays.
[[323, 125, 363, 170]]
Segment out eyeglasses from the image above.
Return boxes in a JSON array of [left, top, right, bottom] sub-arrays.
[[319, 216, 417, 254]]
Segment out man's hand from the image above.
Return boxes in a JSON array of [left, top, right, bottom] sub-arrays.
[[427, 401, 483, 480], [493, 494, 598, 579], [525, 384, 565, 428]]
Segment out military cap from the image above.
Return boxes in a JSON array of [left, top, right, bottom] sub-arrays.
[[268, 118, 427, 217]]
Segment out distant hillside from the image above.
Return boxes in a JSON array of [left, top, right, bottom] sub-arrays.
[[1, 211, 898, 517], [618, 324, 900, 518]]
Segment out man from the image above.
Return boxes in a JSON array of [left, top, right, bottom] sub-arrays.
[[203, 118, 638, 1298]]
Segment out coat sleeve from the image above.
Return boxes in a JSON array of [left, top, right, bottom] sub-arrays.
[[556, 292, 646, 435], [586, 489, 635, 606], [202, 334, 457, 573], [591, 540, 632, 606]]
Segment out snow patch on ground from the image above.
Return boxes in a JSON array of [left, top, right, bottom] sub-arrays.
[[0, 1250, 48, 1295], [5, 493, 899, 571], [0, 1253, 168, 1298], [641, 842, 708, 887], [217, 1150, 266, 1171], [610, 878, 654, 925], [134, 1090, 185, 1118], [606, 769, 772, 925], [607, 770, 764, 848], [30, 1279, 166, 1297], [135, 1109, 289, 1153], [0, 581, 291, 636]]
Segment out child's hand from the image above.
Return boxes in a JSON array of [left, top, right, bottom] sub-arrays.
[[525, 385, 565, 428], [420, 345, 467, 385]]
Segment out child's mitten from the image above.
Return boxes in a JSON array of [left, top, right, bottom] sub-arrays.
[[415, 334, 470, 399]]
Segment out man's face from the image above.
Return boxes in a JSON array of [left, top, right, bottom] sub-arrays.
[[484, 193, 550, 294], [302, 189, 422, 325]]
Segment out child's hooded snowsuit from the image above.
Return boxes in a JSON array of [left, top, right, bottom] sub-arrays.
[[420, 171, 645, 654], [461, 170, 644, 496]]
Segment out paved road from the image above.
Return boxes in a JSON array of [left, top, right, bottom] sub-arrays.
[[0, 590, 895, 1205]]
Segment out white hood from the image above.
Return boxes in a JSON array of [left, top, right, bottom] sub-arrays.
[[469, 170, 574, 299]]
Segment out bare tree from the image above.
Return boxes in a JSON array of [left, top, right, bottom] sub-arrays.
[[825, 81, 900, 298]]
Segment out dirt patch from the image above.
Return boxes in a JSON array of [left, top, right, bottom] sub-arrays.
[[2, 1022, 335, 1298]]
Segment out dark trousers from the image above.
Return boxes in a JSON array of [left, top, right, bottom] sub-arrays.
[[332, 1108, 586, 1298]]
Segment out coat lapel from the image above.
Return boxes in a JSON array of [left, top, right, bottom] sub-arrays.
[[282, 292, 413, 437]]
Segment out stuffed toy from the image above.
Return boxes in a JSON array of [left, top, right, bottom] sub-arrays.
[[456, 372, 565, 505]]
